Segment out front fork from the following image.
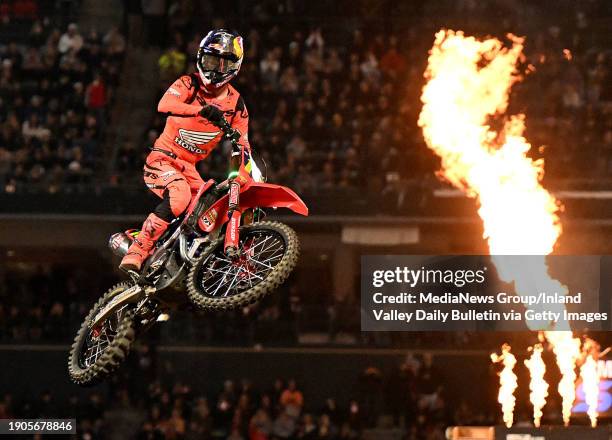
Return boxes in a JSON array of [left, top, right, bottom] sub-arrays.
[[224, 181, 241, 258]]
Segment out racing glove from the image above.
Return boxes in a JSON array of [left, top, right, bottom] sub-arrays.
[[199, 104, 225, 126]]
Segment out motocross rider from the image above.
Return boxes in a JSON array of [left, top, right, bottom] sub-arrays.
[[120, 29, 251, 272]]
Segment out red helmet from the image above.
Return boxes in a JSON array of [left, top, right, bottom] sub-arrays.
[[197, 29, 243, 90]]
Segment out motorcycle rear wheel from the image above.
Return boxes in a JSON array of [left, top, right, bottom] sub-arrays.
[[68, 282, 137, 386], [186, 221, 299, 310]]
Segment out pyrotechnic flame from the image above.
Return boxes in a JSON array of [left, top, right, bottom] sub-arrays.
[[418, 30, 562, 296], [418, 29, 583, 426], [580, 338, 601, 427], [581, 354, 599, 427], [491, 344, 518, 427], [524, 343, 548, 427], [545, 331, 581, 426]]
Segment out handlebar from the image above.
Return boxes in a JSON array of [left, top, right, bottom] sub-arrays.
[[217, 117, 240, 145]]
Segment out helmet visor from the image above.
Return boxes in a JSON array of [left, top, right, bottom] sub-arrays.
[[199, 54, 239, 74]]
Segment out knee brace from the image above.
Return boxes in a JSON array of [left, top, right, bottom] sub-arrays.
[[154, 178, 192, 221], [153, 190, 174, 222]]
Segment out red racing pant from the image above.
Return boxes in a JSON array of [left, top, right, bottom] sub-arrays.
[[143, 150, 205, 221]]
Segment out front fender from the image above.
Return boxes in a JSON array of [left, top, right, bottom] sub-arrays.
[[239, 182, 309, 216]]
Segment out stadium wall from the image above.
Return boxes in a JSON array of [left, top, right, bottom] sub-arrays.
[[0, 346, 493, 412]]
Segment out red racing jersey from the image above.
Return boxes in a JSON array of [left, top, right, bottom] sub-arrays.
[[154, 74, 250, 163]]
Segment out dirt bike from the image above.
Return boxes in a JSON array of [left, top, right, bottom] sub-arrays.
[[68, 119, 308, 386]]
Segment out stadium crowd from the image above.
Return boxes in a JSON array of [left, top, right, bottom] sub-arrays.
[[0, 350, 492, 439], [0, 262, 502, 350], [0, 0, 125, 193], [1, 1, 609, 198], [115, 0, 611, 197]]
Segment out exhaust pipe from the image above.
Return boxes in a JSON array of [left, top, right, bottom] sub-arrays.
[[108, 231, 136, 257]]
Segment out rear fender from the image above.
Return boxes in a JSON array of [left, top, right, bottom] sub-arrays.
[[90, 285, 144, 329]]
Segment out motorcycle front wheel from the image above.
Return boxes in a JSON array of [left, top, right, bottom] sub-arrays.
[[186, 221, 299, 310], [68, 282, 137, 386]]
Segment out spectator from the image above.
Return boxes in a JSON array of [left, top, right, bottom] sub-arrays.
[[260, 50, 281, 88], [158, 45, 186, 82], [379, 37, 407, 76], [280, 379, 304, 417], [317, 413, 337, 439], [272, 410, 296, 439], [360, 50, 380, 82], [22, 114, 50, 141], [103, 26, 126, 58], [58, 23, 83, 54], [249, 408, 272, 440], [86, 73, 107, 110], [305, 28, 324, 52], [279, 66, 299, 94], [297, 413, 317, 439], [165, 408, 186, 439]]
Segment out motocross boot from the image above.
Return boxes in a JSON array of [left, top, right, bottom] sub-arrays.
[[119, 213, 169, 272]]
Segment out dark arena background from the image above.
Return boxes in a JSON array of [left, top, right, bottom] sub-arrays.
[[0, 1, 611, 439]]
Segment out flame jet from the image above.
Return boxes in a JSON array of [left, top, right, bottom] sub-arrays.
[[524, 343, 549, 427], [491, 344, 518, 428], [580, 338, 601, 427], [418, 30, 592, 426]]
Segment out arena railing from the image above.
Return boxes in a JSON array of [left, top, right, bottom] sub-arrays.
[[1, 179, 612, 218]]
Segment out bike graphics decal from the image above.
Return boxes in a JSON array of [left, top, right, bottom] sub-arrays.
[[201, 208, 218, 231], [229, 215, 237, 242]]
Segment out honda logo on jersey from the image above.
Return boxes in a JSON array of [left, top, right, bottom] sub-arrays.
[[174, 129, 220, 153]]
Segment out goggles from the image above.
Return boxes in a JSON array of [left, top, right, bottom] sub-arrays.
[[199, 54, 240, 74]]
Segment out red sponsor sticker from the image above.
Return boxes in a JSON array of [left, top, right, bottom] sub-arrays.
[[229, 182, 240, 206], [230, 217, 237, 242]]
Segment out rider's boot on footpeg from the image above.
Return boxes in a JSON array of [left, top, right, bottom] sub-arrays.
[[119, 213, 169, 272]]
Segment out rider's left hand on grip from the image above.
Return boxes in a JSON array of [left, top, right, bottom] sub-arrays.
[[225, 128, 241, 143], [199, 104, 225, 126]]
